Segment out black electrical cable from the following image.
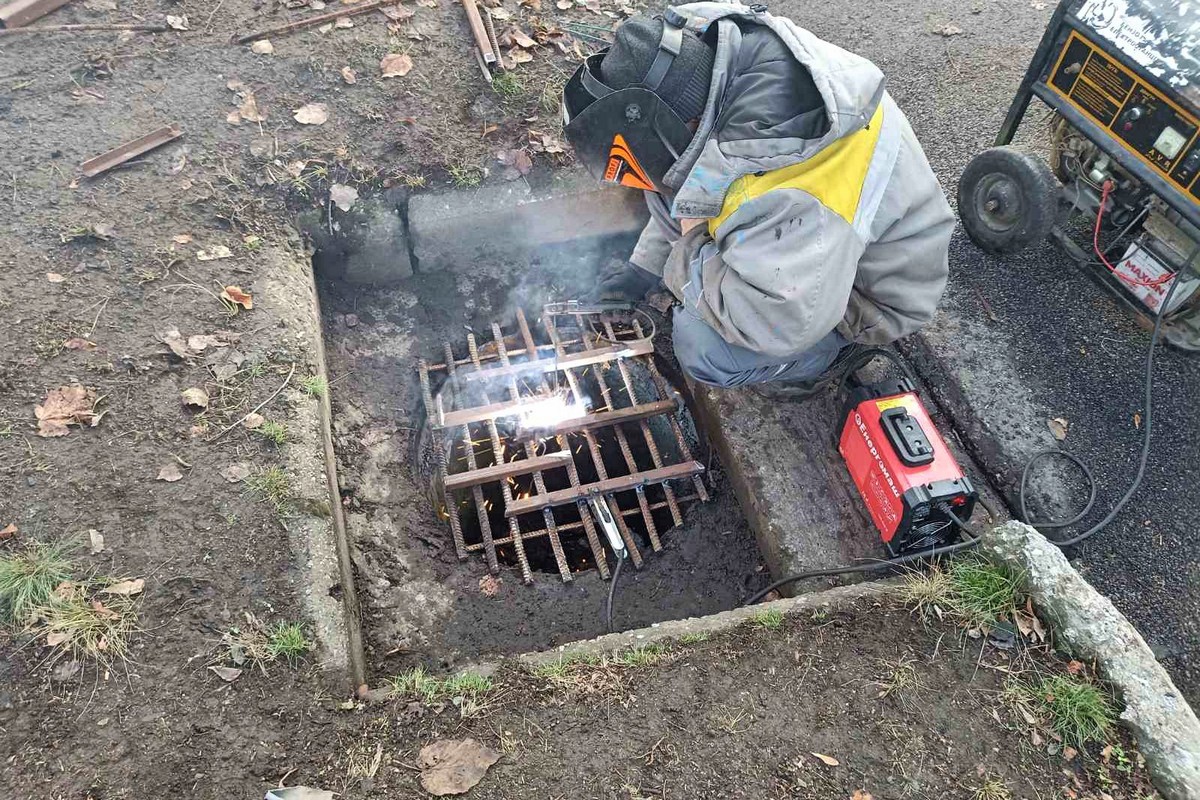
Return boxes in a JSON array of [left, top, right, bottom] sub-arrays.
[[605, 554, 625, 633], [744, 273, 1182, 604]]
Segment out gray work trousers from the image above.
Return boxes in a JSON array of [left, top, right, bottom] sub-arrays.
[[672, 305, 849, 388]]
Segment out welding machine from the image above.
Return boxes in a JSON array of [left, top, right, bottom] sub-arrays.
[[837, 356, 978, 555], [958, 0, 1200, 349]]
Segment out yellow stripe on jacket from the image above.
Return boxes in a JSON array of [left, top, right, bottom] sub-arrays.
[[708, 102, 885, 238]]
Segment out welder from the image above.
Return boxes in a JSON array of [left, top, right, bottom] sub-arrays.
[[562, 3, 954, 395]]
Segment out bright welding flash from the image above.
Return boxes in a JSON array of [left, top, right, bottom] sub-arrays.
[[516, 393, 588, 433]]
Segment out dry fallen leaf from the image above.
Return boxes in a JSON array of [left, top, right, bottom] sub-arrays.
[[166, 13, 189, 29], [35, 385, 101, 437], [1066, 659, 1085, 675], [335, 15, 353, 27], [419, 739, 500, 796], [102, 578, 145, 596], [936, 23, 962, 36], [238, 93, 267, 123], [187, 333, 233, 352], [329, 183, 359, 212], [89, 529, 104, 554], [243, 413, 266, 430], [555, 0, 572, 9], [509, 47, 533, 64], [172, 232, 193, 244], [341, 65, 358, 84], [488, 5, 511, 18], [0, 523, 17, 541], [851, 791, 874, 800], [1063, 746, 1078, 761], [221, 285, 254, 310], [157, 463, 183, 482], [225, 110, 243, 125], [1133, 412, 1142, 429], [161, 328, 195, 360], [64, 337, 96, 351], [47, 272, 66, 283], [209, 665, 243, 682], [381, 3, 414, 18], [197, 245, 234, 261], [181, 387, 210, 410], [46, 630, 72, 647], [221, 463, 252, 483], [812, 752, 840, 767], [380, 53, 414, 77], [1048, 417, 1069, 440], [293, 102, 329, 125], [250, 39, 274, 54]]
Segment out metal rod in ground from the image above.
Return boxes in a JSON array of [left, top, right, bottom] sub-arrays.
[[634, 317, 709, 502], [542, 312, 644, 568], [490, 323, 573, 581], [580, 313, 662, 551], [463, 495, 699, 549], [467, 333, 533, 583], [419, 359, 467, 559], [506, 462, 705, 516], [605, 319, 683, 528], [512, 310, 609, 579], [445, 342, 500, 574]]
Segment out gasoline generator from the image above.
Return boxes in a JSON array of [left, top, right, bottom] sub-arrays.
[[958, 0, 1200, 349]]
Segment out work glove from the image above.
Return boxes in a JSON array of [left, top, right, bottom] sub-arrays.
[[593, 260, 662, 302]]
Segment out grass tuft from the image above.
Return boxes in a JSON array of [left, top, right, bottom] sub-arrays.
[[0, 541, 74, 624], [612, 643, 667, 668], [30, 588, 138, 663], [972, 777, 1012, 800], [255, 420, 288, 445], [246, 466, 291, 514], [1029, 674, 1117, 746], [679, 631, 710, 645], [447, 162, 483, 188], [901, 555, 1024, 627], [750, 608, 785, 630], [300, 375, 328, 398], [491, 70, 524, 100], [267, 622, 312, 663], [389, 668, 496, 716]]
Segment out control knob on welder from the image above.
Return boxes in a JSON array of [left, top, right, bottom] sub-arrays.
[[1122, 106, 1145, 131]]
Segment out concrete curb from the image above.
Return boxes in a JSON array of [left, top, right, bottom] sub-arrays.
[[981, 521, 1200, 800], [259, 243, 367, 689], [517, 581, 896, 667]]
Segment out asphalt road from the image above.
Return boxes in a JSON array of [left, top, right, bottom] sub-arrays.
[[765, 0, 1200, 701]]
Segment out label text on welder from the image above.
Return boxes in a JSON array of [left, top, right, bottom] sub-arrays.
[[855, 411, 900, 499]]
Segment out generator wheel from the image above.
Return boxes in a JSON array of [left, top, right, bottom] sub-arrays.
[[957, 146, 1058, 255]]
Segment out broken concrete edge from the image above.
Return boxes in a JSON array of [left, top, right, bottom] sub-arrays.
[[981, 521, 1200, 800], [258, 242, 366, 689], [515, 581, 895, 667]]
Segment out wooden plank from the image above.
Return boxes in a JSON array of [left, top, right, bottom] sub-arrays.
[[79, 124, 183, 178], [460, 0, 495, 63], [505, 462, 704, 517], [516, 398, 676, 439], [0, 0, 71, 29], [460, 338, 653, 382], [443, 451, 573, 492]]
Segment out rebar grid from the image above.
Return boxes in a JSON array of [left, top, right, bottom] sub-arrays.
[[419, 309, 705, 582]]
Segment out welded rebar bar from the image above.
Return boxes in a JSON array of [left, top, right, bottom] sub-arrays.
[[419, 358, 467, 559], [444, 342, 500, 574]]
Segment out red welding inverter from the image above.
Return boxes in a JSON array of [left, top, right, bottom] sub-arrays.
[[839, 377, 977, 555]]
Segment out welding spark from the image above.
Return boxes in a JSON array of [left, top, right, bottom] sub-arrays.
[[515, 393, 588, 434]]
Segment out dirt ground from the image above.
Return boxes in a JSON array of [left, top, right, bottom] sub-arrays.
[[0, 0, 1184, 796]]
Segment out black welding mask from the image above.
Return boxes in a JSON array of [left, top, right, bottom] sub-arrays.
[[561, 20, 697, 195]]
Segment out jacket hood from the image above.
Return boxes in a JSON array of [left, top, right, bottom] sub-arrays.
[[663, 2, 887, 217]]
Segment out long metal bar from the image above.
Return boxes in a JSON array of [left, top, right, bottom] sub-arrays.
[[460, 0, 496, 63], [506, 462, 704, 517], [424, 337, 584, 373], [443, 451, 573, 492], [446, 342, 499, 574], [542, 312, 643, 567], [490, 325, 572, 581], [580, 315, 661, 550], [436, 394, 551, 430], [419, 359, 467, 560], [460, 338, 654, 383], [634, 318, 709, 502], [513, 310, 610, 578], [465, 495, 699, 551], [604, 319, 683, 528], [79, 125, 183, 179], [0, 0, 71, 29], [467, 334, 532, 582]]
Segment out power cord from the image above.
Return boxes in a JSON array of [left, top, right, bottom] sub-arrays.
[[745, 270, 1184, 603], [605, 554, 625, 633]]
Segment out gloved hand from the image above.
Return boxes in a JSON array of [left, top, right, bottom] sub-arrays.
[[593, 260, 662, 302]]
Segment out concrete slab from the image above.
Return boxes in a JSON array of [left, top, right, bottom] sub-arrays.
[[408, 169, 648, 271]]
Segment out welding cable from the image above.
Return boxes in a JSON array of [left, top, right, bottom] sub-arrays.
[[1017, 267, 1184, 548], [605, 554, 625, 633]]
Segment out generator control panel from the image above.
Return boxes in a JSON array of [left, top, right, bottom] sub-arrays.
[[1047, 30, 1200, 203]]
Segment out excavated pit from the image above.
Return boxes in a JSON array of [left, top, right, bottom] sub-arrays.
[[312, 227, 766, 674]]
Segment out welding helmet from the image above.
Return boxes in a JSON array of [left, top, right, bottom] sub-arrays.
[[561, 14, 708, 194]]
